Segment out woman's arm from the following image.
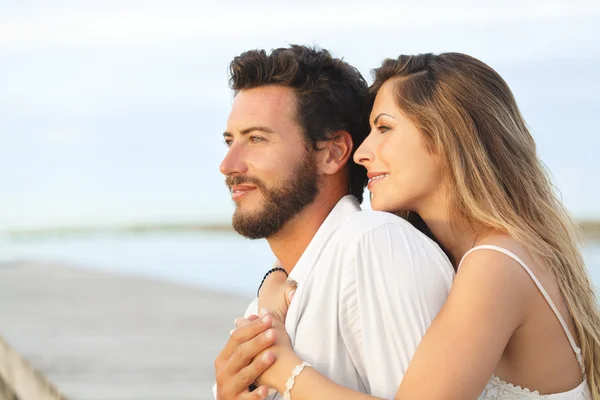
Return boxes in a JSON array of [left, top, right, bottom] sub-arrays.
[[254, 316, 385, 400], [256, 265, 295, 323], [394, 249, 532, 399], [255, 250, 531, 400]]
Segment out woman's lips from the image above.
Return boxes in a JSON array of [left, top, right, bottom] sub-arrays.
[[367, 173, 389, 190]]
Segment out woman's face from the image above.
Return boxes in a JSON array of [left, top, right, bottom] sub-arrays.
[[354, 80, 443, 214]]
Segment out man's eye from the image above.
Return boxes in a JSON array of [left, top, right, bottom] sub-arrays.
[[249, 136, 264, 143], [224, 139, 233, 147]]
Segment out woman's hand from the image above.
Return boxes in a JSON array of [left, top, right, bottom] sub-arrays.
[[231, 314, 385, 400], [257, 263, 297, 323]]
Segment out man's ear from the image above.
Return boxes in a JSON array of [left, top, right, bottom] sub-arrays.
[[317, 131, 353, 176]]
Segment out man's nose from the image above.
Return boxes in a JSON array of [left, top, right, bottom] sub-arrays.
[[219, 144, 248, 176]]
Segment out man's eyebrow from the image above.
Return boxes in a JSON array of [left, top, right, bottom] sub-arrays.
[[373, 113, 396, 125], [223, 126, 275, 138], [240, 126, 275, 135]]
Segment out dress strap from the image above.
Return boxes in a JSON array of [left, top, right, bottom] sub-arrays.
[[459, 245, 584, 372]]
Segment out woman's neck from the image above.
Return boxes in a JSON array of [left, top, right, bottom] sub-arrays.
[[417, 206, 481, 268]]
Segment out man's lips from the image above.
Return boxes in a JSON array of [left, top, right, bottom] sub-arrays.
[[230, 185, 257, 200]]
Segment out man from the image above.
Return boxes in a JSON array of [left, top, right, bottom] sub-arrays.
[[213, 45, 453, 399]]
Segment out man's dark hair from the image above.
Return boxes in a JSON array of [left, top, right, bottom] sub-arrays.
[[228, 45, 369, 203]]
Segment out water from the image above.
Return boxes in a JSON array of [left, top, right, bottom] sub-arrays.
[[1, 232, 599, 296], [0, 232, 274, 296]]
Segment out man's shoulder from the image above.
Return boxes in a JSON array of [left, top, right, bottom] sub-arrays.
[[334, 210, 430, 243], [331, 211, 452, 272]]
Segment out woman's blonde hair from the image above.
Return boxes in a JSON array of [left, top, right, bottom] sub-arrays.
[[370, 53, 600, 397]]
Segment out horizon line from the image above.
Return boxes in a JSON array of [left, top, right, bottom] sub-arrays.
[[4, 219, 600, 239]]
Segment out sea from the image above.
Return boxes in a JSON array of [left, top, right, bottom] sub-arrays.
[[1, 232, 599, 297]]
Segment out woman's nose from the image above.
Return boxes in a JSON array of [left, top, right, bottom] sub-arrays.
[[353, 139, 373, 166]]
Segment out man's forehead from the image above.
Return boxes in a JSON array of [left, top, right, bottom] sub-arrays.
[[228, 86, 296, 122]]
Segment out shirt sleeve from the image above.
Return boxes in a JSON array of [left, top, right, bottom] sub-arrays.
[[339, 222, 452, 398]]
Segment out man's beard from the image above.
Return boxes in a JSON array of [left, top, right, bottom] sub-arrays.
[[226, 155, 319, 239]]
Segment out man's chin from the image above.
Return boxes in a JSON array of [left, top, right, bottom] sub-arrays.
[[232, 210, 271, 239], [232, 223, 270, 240]]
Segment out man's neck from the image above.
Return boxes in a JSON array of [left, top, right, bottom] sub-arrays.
[[267, 190, 346, 273]]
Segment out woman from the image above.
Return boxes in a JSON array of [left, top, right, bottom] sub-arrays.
[[234, 53, 599, 399]]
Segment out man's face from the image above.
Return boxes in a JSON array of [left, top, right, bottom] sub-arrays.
[[220, 85, 319, 239]]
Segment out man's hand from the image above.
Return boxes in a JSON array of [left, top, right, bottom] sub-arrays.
[[214, 314, 277, 399]]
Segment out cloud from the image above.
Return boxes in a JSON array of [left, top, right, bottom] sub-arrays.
[[1, 1, 598, 48], [1, 0, 598, 230]]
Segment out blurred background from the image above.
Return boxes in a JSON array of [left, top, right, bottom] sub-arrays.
[[0, 1, 599, 399]]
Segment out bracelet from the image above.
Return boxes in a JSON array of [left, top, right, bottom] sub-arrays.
[[283, 361, 312, 400], [257, 267, 288, 297]]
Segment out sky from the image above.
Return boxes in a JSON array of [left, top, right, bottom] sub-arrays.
[[1, 0, 599, 230]]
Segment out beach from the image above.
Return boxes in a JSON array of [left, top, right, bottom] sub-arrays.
[[0, 261, 250, 400], [0, 231, 598, 399]]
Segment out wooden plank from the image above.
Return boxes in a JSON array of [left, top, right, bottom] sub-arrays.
[[0, 262, 250, 400]]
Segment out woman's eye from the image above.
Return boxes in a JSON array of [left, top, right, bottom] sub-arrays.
[[377, 125, 391, 134]]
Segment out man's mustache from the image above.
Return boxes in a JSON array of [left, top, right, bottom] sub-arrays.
[[225, 175, 266, 192]]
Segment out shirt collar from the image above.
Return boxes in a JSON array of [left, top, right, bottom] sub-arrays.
[[287, 195, 361, 286]]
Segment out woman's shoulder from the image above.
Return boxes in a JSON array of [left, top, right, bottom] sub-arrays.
[[456, 234, 548, 303], [462, 234, 547, 276], [465, 233, 520, 258]]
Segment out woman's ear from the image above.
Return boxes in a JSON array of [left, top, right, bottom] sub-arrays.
[[318, 131, 353, 176]]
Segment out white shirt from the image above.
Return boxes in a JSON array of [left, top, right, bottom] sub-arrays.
[[214, 195, 454, 399]]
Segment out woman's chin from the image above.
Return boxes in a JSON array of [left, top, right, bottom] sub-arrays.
[[370, 197, 406, 214], [370, 204, 383, 212], [370, 199, 391, 213]]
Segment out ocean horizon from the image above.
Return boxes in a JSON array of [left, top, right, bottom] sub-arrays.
[[2, 231, 599, 297]]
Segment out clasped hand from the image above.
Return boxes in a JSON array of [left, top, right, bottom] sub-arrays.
[[214, 270, 297, 399]]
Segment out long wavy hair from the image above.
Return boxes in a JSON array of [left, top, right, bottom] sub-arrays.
[[370, 53, 600, 397]]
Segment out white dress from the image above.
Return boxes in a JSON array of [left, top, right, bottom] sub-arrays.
[[458, 245, 592, 400]]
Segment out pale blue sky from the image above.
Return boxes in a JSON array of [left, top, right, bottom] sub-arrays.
[[1, 0, 599, 230]]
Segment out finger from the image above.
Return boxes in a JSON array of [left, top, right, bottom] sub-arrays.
[[234, 314, 259, 329], [216, 351, 271, 399], [239, 384, 270, 400], [228, 328, 276, 373], [286, 277, 298, 288], [235, 353, 275, 398], [220, 315, 273, 360], [253, 385, 270, 400], [233, 314, 260, 333], [233, 314, 267, 333], [287, 288, 296, 302], [238, 386, 268, 400]]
